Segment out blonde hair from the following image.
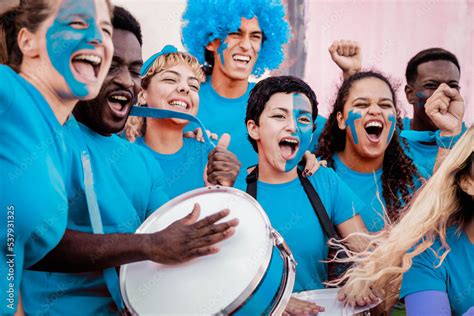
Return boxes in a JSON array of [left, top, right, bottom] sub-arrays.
[[124, 51, 204, 141], [331, 126, 474, 310]]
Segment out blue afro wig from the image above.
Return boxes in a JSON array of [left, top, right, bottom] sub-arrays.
[[181, 0, 291, 77]]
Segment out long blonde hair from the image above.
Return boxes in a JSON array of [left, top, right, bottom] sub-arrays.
[[331, 126, 474, 310], [124, 51, 204, 142]]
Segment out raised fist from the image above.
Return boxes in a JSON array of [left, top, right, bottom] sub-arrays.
[[329, 40, 362, 77], [425, 83, 464, 135]]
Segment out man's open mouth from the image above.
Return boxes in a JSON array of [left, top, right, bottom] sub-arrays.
[[279, 137, 300, 160], [232, 54, 251, 66], [364, 120, 384, 142], [71, 53, 102, 82], [107, 91, 132, 118]]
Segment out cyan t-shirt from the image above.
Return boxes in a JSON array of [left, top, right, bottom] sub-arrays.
[[135, 136, 212, 199], [400, 130, 438, 175], [186, 79, 257, 171], [21, 122, 169, 315], [400, 226, 474, 316], [331, 154, 428, 232], [236, 167, 363, 291], [0, 65, 73, 314]]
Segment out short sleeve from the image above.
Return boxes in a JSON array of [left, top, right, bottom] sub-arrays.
[[310, 167, 363, 226], [400, 247, 447, 299]]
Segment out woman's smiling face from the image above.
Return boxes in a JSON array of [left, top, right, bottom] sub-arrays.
[[337, 77, 397, 159]]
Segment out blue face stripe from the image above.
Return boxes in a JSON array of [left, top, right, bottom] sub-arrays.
[[284, 94, 313, 172], [345, 110, 362, 145], [415, 91, 428, 108], [46, 0, 102, 98], [387, 114, 396, 143]]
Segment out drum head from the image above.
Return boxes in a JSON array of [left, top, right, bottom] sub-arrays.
[[292, 288, 381, 315], [120, 186, 274, 315]]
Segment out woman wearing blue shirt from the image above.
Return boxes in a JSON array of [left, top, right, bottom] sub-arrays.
[[336, 127, 473, 315], [0, 0, 113, 313]]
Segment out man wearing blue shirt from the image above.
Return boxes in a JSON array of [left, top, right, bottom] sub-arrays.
[[181, 0, 292, 170], [401, 48, 466, 173], [22, 7, 238, 315]]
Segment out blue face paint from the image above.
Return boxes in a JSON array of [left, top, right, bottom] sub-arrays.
[[284, 94, 314, 172], [217, 41, 228, 67], [46, 0, 102, 98], [415, 91, 428, 108], [345, 110, 362, 145], [386, 114, 396, 143]]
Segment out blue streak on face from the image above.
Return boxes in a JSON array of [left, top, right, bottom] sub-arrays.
[[345, 110, 362, 145], [415, 91, 428, 108], [386, 114, 396, 143], [284, 94, 314, 172], [217, 41, 228, 67], [46, 0, 102, 98]]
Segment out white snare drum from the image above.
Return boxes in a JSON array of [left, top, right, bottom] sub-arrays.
[[120, 186, 296, 315], [292, 288, 382, 316]]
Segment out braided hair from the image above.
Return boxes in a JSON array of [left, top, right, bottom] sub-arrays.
[[316, 71, 420, 221]]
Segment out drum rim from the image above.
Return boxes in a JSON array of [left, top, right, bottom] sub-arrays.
[[120, 185, 275, 315]]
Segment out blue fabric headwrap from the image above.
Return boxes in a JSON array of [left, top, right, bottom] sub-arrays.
[[140, 45, 179, 76]]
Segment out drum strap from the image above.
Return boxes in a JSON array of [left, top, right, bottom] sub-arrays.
[[72, 120, 125, 310], [245, 166, 336, 239]]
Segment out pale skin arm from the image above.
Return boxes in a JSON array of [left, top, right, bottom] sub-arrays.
[[328, 40, 362, 80], [424, 83, 465, 172], [336, 214, 369, 253]]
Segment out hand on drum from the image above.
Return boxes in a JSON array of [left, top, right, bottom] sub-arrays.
[[143, 203, 239, 264], [283, 297, 325, 315], [337, 284, 379, 308], [205, 133, 241, 186]]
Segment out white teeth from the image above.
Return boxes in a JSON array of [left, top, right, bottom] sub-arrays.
[[282, 138, 299, 144], [74, 54, 102, 65], [233, 54, 250, 62], [110, 95, 128, 101], [365, 121, 383, 128], [169, 100, 187, 109]]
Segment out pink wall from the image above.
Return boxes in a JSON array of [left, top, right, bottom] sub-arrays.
[[304, 0, 473, 125]]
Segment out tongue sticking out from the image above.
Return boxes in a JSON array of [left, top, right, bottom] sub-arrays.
[[280, 143, 294, 159], [73, 61, 96, 82]]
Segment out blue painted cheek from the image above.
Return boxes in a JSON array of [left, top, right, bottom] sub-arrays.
[[386, 114, 396, 143], [345, 110, 362, 145], [284, 116, 313, 172], [46, 0, 102, 98], [415, 91, 428, 108], [217, 42, 228, 67]]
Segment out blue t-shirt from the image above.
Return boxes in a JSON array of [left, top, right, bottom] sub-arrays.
[[136, 136, 212, 199], [186, 79, 257, 171], [331, 154, 428, 232], [400, 130, 438, 175], [21, 123, 169, 315], [236, 167, 363, 291], [0, 66, 74, 313], [400, 227, 474, 316]]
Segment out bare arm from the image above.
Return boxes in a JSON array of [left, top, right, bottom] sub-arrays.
[[336, 214, 369, 253], [30, 204, 238, 272]]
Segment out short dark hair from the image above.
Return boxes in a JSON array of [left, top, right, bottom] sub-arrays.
[[112, 6, 142, 46], [245, 75, 318, 152], [405, 48, 460, 85]]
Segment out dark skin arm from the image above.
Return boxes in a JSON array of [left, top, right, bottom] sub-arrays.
[[29, 204, 238, 272]]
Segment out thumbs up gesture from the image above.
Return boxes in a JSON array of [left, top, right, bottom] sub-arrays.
[[204, 133, 241, 187], [425, 83, 464, 136], [328, 40, 362, 78]]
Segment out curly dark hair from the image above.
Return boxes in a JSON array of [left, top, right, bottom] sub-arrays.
[[316, 71, 420, 221]]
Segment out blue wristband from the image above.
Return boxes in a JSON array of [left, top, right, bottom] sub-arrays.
[[435, 124, 467, 149]]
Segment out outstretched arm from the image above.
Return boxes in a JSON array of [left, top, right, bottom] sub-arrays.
[[30, 204, 238, 272]]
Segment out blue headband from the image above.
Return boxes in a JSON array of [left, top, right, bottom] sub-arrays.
[[140, 45, 179, 76]]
